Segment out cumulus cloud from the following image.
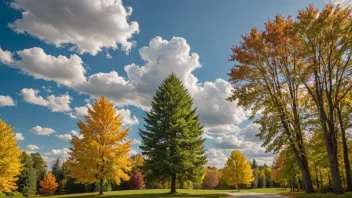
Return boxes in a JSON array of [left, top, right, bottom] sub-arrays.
[[0, 47, 14, 65], [131, 139, 141, 145], [236, 123, 261, 142], [206, 148, 229, 168], [9, 0, 139, 56], [30, 126, 55, 136], [331, 0, 352, 7], [44, 148, 70, 158], [15, 48, 86, 86], [69, 106, 89, 119], [0, 37, 247, 132], [26, 144, 39, 150], [130, 148, 138, 156], [0, 95, 16, 106], [56, 130, 83, 141], [15, 133, 24, 141], [20, 88, 71, 112]]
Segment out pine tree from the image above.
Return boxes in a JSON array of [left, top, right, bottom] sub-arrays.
[[0, 119, 22, 192], [30, 152, 47, 188], [39, 173, 58, 195], [139, 74, 207, 193], [51, 158, 64, 194], [251, 159, 257, 169], [17, 152, 37, 197], [66, 96, 133, 195]]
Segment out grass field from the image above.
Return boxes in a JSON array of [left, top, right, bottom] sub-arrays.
[[44, 188, 289, 198], [284, 192, 352, 198]]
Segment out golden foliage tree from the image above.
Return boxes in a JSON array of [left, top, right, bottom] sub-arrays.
[[0, 119, 22, 192], [223, 150, 253, 191], [66, 96, 133, 195], [39, 173, 59, 195]]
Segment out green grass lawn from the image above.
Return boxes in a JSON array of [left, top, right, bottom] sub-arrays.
[[284, 192, 352, 198], [42, 188, 289, 198]]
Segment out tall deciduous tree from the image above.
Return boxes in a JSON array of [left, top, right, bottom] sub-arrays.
[[39, 173, 58, 195], [0, 119, 22, 192], [139, 74, 207, 193], [17, 152, 37, 197], [295, 5, 352, 194], [223, 150, 253, 191], [67, 96, 133, 195], [229, 14, 315, 193]]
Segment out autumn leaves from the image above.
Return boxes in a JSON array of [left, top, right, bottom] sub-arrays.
[[229, 4, 352, 195]]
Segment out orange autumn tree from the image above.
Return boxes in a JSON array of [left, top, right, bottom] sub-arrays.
[[66, 96, 133, 195], [0, 119, 22, 192], [228, 11, 315, 193], [39, 173, 59, 195]]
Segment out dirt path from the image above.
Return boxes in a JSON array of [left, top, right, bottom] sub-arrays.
[[227, 192, 287, 198]]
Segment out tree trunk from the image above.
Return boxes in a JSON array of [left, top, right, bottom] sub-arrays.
[[328, 173, 332, 186], [337, 106, 352, 192], [315, 164, 319, 189], [170, 174, 176, 193], [320, 170, 323, 186], [291, 146, 315, 193], [99, 178, 104, 195]]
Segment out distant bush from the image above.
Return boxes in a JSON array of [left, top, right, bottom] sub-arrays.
[[0, 192, 24, 198], [317, 185, 334, 193], [193, 183, 201, 189]]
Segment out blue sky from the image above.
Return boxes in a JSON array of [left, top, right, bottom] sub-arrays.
[[0, 0, 328, 168]]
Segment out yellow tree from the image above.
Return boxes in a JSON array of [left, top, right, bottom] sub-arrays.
[[39, 173, 59, 195], [66, 96, 133, 195], [0, 119, 22, 192], [223, 150, 253, 191]]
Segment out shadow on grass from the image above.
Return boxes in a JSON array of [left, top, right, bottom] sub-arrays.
[[60, 193, 228, 198]]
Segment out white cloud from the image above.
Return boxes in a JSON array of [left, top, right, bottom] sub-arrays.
[[69, 106, 89, 119], [116, 108, 139, 126], [131, 139, 141, 145], [213, 134, 248, 150], [15, 48, 87, 86], [130, 148, 138, 156], [206, 148, 228, 168], [56, 130, 83, 141], [55, 134, 72, 142], [44, 148, 70, 158], [30, 126, 55, 136], [2, 36, 247, 139], [26, 144, 39, 150], [0, 47, 14, 65], [9, 0, 139, 56], [20, 88, 71, 112], [15, 133, 24, 141], [202, 134, 216, 140], [0, 95, 16, 106], [331, 0, 352, 8], [236, 123, 262, 142]]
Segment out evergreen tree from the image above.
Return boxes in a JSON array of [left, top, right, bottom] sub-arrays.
[[139, 74, 207, 193], [51, 158, 64, 194], [17, 152, 37, 197], [251, 159, 257, 169], [30, 153, 47, 190]]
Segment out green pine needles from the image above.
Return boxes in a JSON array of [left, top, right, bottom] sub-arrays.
[[139, 74, 207, 193]]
